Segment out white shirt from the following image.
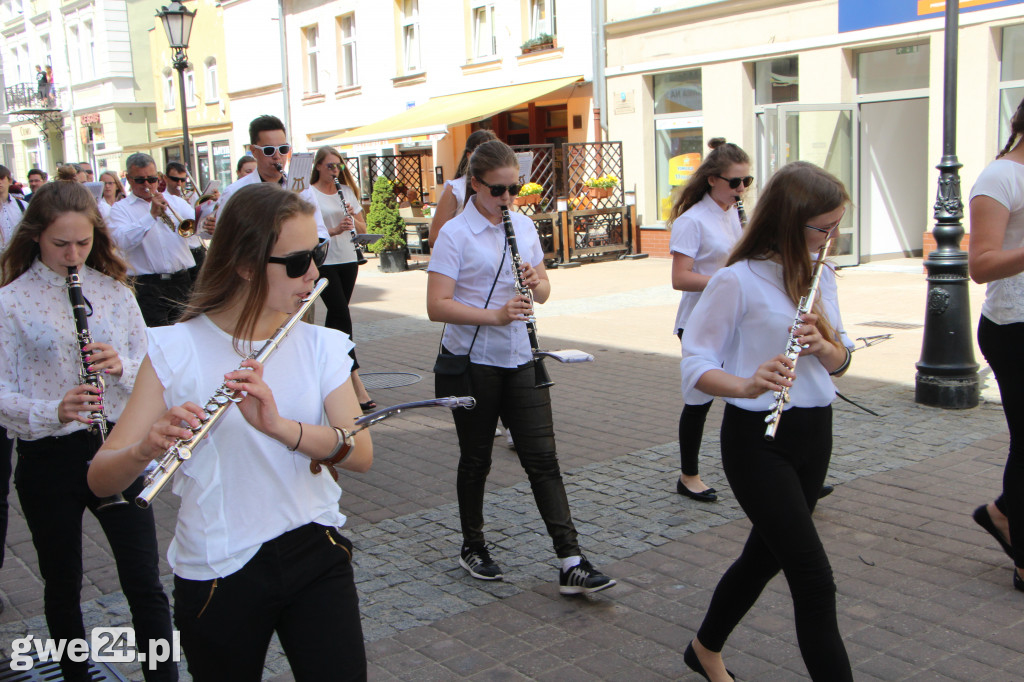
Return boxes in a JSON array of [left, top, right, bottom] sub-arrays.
[[163, 191, 203, 251], [148, 315, 353, 580], [445, 176, 469, 214], [0, 259, 147, 440], [199, 169, 329, 241], [670, 193, 743, 334], [0, 194, 26, 250], [427, 196, 544, 368], [107, 192, 196, 276], [680, 258, 853, 410], [97, 198, 114, 223], [970, 158, 1024, 325], [312, 184, 363, 266]]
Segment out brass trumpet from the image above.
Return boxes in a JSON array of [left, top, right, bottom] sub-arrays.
[[147, 187, 196, 238]]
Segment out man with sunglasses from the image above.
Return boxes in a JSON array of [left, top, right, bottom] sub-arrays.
[[107, 152, 196, 327], [199, 115, 329, 241], [164, 161, 206, 282]]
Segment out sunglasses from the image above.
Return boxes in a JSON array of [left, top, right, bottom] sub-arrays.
[[805, 209, 846, 235], [716, 175, 754, 189], [325, 163, 342, 171], [165, 175, 187, 183], [268, 239, 329, 278], [254, 144, 291, 157], [131, 176, 161, 184], [476, 178, 522, 197]]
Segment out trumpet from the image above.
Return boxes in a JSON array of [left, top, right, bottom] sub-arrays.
[[146, 187, 196, 238], [182, 167, 202, 204]]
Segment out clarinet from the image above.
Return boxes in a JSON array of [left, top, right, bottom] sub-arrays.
[[500, 206, 553, 389], [763, 242, 830, 441], [735, 196, 748, 228], [334, 176, 366, 265], [136, 278, 328, 508], [66, 267, 128, 509]]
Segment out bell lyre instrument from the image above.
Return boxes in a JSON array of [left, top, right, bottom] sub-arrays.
[[764, 242, 830, 441], [146, 187, 196, 238], [135, 277, 329, 508], [66, 267, 128, 510]]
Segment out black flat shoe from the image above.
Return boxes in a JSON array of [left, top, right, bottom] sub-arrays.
[[818, 484, 834, 499], [973, 505, 1014, 560], [683, 642, 735, 681], [1014, 569, 1024, 593], [677, 479, 717, 502], [360, 400, 377, 413]]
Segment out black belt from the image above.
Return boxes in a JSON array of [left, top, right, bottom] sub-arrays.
[[134, 269, 190, 282]]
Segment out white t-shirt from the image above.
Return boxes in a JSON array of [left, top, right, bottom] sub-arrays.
[[970, 158, 1024, 325], [312, 184, 363, 266], [445, 176, 469, 214], [670, 193, 742, 334], [147, 315, 353, 580], [680, 258, 853, 410]]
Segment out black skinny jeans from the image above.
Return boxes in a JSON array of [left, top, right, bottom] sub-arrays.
[[16, 431, 176, 682], [0, 426, 11, 569], [320, 262, 360, 369], [978, 315, 1024, 569], [676, 331, 713, 477], [436, 361, 580, 558], [697, 404, 852, 682], [173, 522, 365, 682]]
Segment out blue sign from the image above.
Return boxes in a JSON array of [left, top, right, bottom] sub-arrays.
[[840, 0, 1024, 33]]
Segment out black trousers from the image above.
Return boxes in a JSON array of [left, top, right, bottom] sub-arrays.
[[173, 522, 365, 682], [15, 431, 176, 682], [0, 426, 12, 569], [436, 361, 580, 558], [696, 404, 851, 681], [132, 271, 191, 328], [319, 262, 360, 370], [676, 330, 713, 477], [978, 315, 1024, 569], [187, 246, 206, 286]]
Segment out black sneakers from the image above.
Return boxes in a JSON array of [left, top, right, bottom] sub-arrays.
[[559, 557, 616, 595], [459, 544, 503, 581]]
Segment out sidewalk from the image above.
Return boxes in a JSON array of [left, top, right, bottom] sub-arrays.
[[1, 257, 1020, 681]]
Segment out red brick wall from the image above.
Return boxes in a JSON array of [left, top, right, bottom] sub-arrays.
[[640, 228, 672, 258]]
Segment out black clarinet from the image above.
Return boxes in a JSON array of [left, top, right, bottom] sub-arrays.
[[66, 267, 128, 509], [500, 206, 553, 389], [334, 176, 366, 265], [735, 195, 748, 228]]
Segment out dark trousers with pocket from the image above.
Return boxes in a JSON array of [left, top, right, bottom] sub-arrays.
[[319, 262, 360, 369], [173, 522, 365, 682], [132, 270, 192, 328]]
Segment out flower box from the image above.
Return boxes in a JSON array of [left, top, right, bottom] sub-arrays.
[[514, 194, 541, 206], [585, 186, 613, 199]]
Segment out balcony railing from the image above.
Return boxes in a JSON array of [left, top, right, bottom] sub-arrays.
[[4, 82, 61, 113]]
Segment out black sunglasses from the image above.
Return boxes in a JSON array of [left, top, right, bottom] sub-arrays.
[[165, 175, 187, 183], [131, 176, 161, 184], [716, 175, 754, 189], [268, 239, 329, 278], [325, 163, 342, 171], [476, 178, 522, 197], [255, 144, 291, 157]]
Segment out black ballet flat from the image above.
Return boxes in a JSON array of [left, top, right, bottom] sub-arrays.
[[972, 505, 1014, 560], [818, 484, 835, 499], [360, 400, 377, 413], [683, 642, 735, 681], [677, 479, 718, 503], [1014, 569, 1024, 593]]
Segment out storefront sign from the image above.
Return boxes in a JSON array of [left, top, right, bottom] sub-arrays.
[[840, 0, 1024, 32], [80, 113, 100, 125]]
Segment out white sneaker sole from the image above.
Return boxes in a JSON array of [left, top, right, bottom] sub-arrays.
[[459, 556, 503, 581], [559, 578, 617, 595]]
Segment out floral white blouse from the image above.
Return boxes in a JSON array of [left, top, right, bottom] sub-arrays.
[[0, 259, 147, 440]]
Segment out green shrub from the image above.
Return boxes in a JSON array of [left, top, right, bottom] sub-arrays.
[[365, 176, 406, 253]]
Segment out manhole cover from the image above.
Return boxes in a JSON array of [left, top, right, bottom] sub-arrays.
[[359, 372, 422, 390]]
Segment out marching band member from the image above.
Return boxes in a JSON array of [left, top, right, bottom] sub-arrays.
[[0, 171, 175, 682], [236, 155, 257, 180], [97, 170, 126, 223], [428, 129, 497, 248], [427, 140, 615, 594], [89, 183, 372, 681], [680, 161, 854, 681], [162, 162, 205, 282]]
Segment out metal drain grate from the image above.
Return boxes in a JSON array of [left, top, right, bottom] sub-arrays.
[[0, 655, 128, 681], [858, 321, 922, 330], [359, 372, 422, 390]]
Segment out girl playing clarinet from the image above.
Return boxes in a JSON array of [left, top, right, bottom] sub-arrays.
[[680, 161, 854, 681], [0, 169, 175, 682]]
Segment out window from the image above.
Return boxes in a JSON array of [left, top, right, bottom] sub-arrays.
[[653, 69, 703, 222], [205, 58, 218, 102], [212, 140, 231, 187], [196, 141, 210, 190], [401, 0, 420, 73], [754, 56, 798, 105], [857, 43, 929, 95], [653, 69, 701, 115], [83, 20, 95, 80], [162, 68, 175, 111], [303, 25, 319, 93], [185, 67, 196, 107], [472, 4, 496, 58], [1000, 25, 1024, 152], [338, 13, 357, 87], [67, 26, 79, 80], [529, 0, 555, 39]]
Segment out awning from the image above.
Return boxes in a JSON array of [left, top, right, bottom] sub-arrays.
[[320, 75, 584, 149]]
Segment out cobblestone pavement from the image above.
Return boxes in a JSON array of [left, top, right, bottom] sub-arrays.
[[0, 259, 1021, 681]]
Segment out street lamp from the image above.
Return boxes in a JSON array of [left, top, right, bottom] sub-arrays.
[[157, 0, 197, 174], [915, 0, 980, 409]]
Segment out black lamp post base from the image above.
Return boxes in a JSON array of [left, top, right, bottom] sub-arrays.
[[914, 372, 980, 409]]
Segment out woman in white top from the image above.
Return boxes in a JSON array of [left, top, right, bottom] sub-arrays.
[[97, 170, 126, 223], [968, 96, 1024, 593], [428, 128, 497, 248], [680, 162, 854, 681], [310, 146, 375, 411], [667, 137, 751, 503], [89, 183, 373, 681], [0, 173, 175, 682]]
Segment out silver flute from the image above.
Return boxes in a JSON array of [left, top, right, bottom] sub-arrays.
[[135, 278, 328, 508], [764, 242, 829, 441]]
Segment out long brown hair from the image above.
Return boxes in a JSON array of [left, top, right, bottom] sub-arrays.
[[456, 129, 498, 180], [1, 167, 127, 286], [667, 138, 750, 223], [179, 183, 316, 352], [309, 145, 359, 195], [727, 161, 850, 341], [998, 96, 1024, 158], [99, 170, 126, 202]]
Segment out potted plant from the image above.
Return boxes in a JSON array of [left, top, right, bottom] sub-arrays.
[[520, 33, 556, 54], [513, 182, 543, 206], [366, 176, 408, 273], [584, 173, 619, 199]]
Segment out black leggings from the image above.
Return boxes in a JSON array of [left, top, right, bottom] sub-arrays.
[[676, 329, 712, 477], [978, 315, 1024, 569], [697, 404, 852, 681], [320, 262, 360, 369]]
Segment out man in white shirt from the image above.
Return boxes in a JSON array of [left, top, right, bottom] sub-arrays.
[[107, 152, 195, 327], [164, 161, 205, 282], [199, 115, 329, 240]]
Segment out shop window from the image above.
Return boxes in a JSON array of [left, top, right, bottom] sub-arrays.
[[212, 140, 231, 187], [653, 69, 703, 222], [999, 25, 1024, 151], [754, 56, 798, 105], [653, 69, 702, 115], [857, 43, 929, 95], [195, 141, 210, 191]]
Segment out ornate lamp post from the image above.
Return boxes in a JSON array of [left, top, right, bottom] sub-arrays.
[[915, 0, 980, 409], [157, 1, 197, 173]]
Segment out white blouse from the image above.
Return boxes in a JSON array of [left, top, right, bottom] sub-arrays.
[[312, 184, 363, 266], [0, 259, 147, 440], [445, 176, 469, 214], [680, 258, 853, 411], [970, 158, 1024, 325]]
